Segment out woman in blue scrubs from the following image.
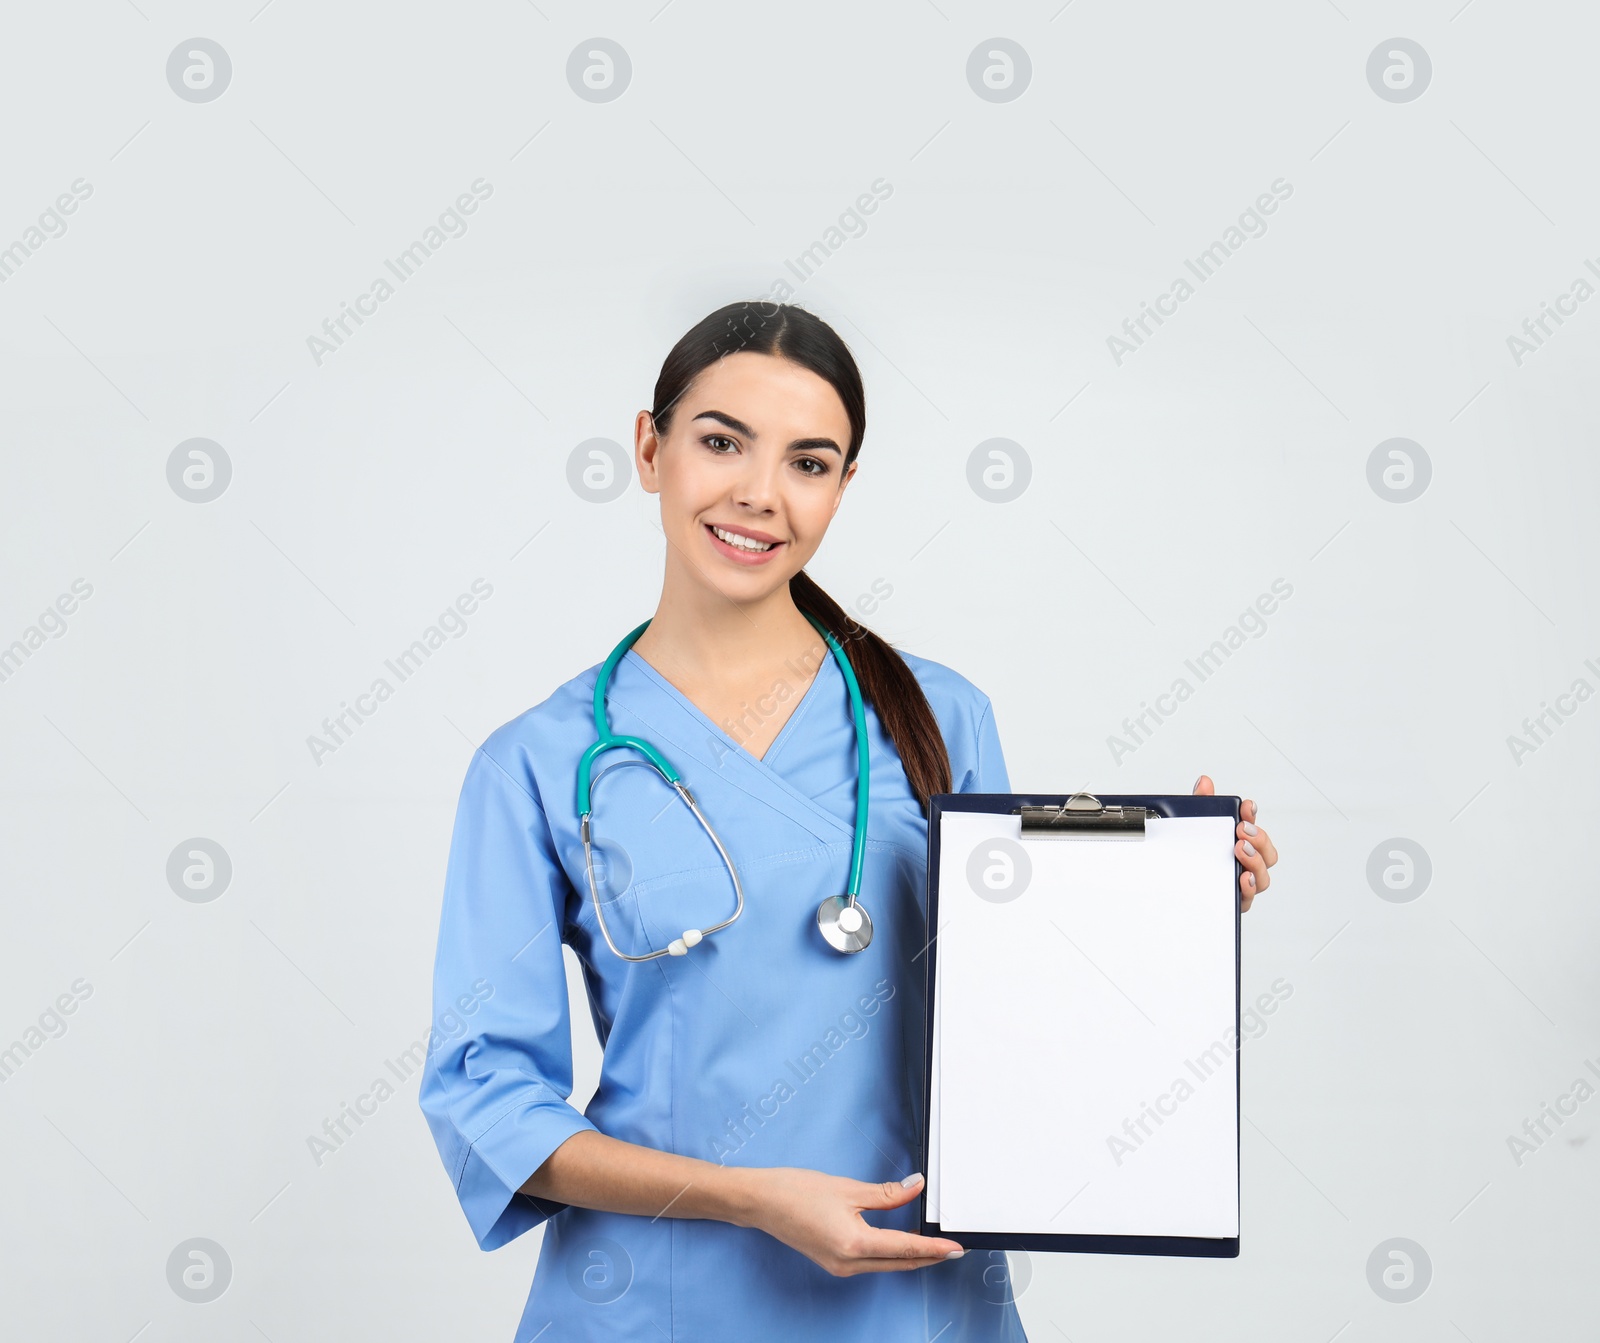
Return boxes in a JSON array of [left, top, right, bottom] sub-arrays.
[[418, 301, 1278, 1341]]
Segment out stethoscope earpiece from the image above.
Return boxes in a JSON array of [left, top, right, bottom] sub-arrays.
[[666, 929, 704, 956]]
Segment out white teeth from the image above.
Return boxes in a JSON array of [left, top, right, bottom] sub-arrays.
[[712, 526, 774, 552]]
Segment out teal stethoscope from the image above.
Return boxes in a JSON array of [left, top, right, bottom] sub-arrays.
[[578, 612, 873, 960]]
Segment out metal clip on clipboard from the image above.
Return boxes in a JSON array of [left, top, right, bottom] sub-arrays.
[[1014, 791, 1149, 839]]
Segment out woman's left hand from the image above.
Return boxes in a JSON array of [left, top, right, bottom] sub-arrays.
[[1193, 775, 1277, 913]]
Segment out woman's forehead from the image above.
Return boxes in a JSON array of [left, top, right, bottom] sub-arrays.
[[679, 354, 850, 436]]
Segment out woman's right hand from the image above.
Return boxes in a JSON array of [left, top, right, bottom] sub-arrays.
[[746, 1167, 966, 1276]]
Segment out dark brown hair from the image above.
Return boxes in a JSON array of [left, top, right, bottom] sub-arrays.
[[649, 300, 952, 811]]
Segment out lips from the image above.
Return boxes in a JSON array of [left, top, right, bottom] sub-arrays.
[[705, 523, 785, 564]]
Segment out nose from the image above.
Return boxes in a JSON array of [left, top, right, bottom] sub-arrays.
[[729, 450, 782, 515]]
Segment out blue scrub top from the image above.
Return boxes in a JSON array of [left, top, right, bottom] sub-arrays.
[[419, 643, 1029, 1342]]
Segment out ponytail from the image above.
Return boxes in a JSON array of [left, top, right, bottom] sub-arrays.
[[790, 570, 951, 813], [652, 299, 953, 813]]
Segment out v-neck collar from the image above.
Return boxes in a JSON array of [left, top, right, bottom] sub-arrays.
[[758, 650, 834, 768], [612, 649, 854, 843], [622, 647, 834, 768]]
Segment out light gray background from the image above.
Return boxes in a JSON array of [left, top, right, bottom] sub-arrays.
[[2, 2, 1595, 1339]]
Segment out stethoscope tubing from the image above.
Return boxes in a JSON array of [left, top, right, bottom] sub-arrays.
[[805, 613, 870, 906], [581, 778, 745, 962], [577, 614, 869, 959]]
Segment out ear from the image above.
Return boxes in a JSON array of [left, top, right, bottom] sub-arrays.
[[828, 460, 858, 520], [635, 409, 662, 495]]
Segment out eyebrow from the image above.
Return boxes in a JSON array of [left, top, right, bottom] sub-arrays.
[[691, 409, 843, 456]]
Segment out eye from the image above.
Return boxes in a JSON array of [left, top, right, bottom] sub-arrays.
[[703, 434, 739, 454], [793, 456, 829, 477]]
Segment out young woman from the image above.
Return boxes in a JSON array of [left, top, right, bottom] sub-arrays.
[[418, 301, 1278, 1341]]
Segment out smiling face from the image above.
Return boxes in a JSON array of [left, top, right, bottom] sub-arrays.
[[636, 351, 857, 605]]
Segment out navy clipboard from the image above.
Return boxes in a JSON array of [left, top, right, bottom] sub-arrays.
[[919, 791, 1242, 1258]]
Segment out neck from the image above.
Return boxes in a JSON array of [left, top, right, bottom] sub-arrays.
[[633, 565, 819, 686]]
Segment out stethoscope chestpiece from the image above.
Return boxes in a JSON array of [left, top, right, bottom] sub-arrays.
[[817, 895, 873, 953]]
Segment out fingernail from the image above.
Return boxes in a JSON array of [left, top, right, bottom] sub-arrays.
[[1245, 872, 1256, 888], [1241, 822, 1258, 836], [1194, 776, 1203, 791], [1242, 840, 1257, 857], [944, 1248, 966, 1260], [901, 1172, 924, 1188]]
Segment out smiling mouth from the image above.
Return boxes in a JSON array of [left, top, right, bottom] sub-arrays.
[[708, 524, 779, 554]]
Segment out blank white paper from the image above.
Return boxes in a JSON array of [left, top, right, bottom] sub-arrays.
[[929, 810, 1239, 1239]]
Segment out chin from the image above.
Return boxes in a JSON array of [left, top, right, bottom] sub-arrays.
[[717, 567, 798, 602]]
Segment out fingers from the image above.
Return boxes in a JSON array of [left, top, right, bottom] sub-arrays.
[[1236, 836, 1269, 893], [1252, 832, 1278, 868], [1191, 783, 1272, 911], [850, 1226, 965, 1266], [848, 1254, 961, 1274], [851, 1177, 962, 1260], [1235, 797, 1276, 916], [859, 1173, 923, 1210], [1235, 809, 1273, 870], [820, 1180, 966, 1275]]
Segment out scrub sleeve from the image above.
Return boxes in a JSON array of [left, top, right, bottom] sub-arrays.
[[418, 745, 599, 1249]]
